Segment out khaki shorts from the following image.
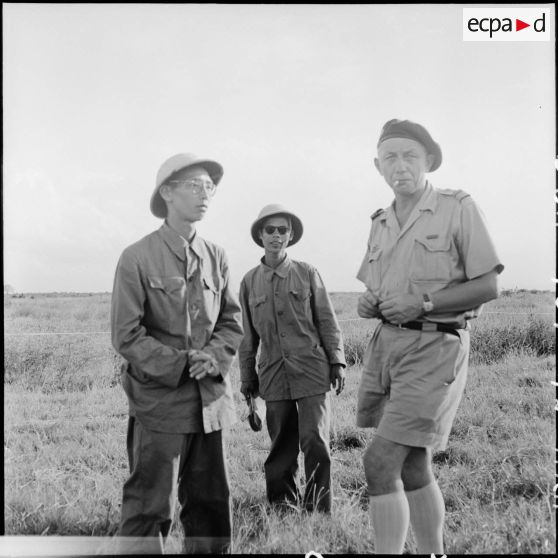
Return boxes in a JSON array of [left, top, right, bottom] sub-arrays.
[[356, 322, 469, 451]]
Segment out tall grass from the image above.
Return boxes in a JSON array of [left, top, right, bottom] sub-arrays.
[[340, 313, 555, 367], [4, 336, 121, 393], [4, 292, 556, 554], [329, 292, 556, 366], [469, 315, 555, 364]]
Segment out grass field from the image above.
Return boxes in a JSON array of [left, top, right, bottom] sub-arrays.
[[3, 290, 556, 554]]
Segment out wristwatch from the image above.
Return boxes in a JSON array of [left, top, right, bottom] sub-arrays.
[[422, 293, 434, 315]]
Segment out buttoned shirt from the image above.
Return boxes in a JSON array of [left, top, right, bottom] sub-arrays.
[[239, 256, 346, 401], [111, 222, 243, 433], [357, 183, 504, 327]]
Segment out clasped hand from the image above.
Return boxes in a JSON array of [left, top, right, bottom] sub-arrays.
[[358, 290, 423, 325], [357, 290, 381, 319], [188, 350, 219, 380]]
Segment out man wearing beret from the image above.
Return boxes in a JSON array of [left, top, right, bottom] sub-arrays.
[[239, 204, 346, 513], [356, 120, 504, 554], [111, 153, 243, 553]]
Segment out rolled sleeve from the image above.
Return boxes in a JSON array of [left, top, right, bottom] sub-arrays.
[[356, 247, 369, 286], [458, 198, 504, 280], [110, 250, 188, 388]]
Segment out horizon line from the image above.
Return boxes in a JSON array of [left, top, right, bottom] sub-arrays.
[[3, 288, 555, 296]]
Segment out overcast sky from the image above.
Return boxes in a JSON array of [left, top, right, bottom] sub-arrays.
[[3, 3, 555, 293]]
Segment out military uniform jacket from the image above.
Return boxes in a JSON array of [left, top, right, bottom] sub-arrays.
[[357, 183, 504, 327], [239, 256, 346, 401], [111, 222, 243, 433]]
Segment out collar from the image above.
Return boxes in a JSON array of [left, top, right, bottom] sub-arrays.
[[158, 221, 202, 261], [182, 232, 203, 259], [260, 254, 291, 281], [415, 182, 437, 213], [384, 181, 437, 223]]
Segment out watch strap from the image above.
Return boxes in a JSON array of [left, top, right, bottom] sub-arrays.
[[422, 293, 434, 314]]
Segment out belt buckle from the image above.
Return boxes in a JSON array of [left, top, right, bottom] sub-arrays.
[[422, 322, 437, 332]]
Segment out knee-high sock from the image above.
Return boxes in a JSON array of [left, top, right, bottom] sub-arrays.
[[369, 490, 410, 554], [405, 481, 445, 554]]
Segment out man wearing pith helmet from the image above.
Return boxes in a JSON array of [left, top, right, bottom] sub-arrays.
[[239, 204, 347, 513], [356, 119, 504, 554], [111, 153, 243, 554]]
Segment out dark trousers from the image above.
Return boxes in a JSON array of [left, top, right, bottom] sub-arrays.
[[118, 417, 231, 554], [264, 393, 331, 512]]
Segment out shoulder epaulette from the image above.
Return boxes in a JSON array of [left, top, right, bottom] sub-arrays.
[[438, 188, 471, 203], [455, 189, 471, 202], [371, 208, 385, 220]]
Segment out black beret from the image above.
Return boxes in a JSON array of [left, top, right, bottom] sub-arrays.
[[377, 119, 442, 172]]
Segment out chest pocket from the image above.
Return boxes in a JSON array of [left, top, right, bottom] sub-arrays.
[[288, 287, 312, 320], [249, 294, 268, 306], [289, 288, 311, 301], [201, 274, 221, 323], [411, 237, 452, 282], [202, 275, 218, 294], [248, 294, 268, 328], [146, 276, 187, 331], [148, 276, 186, 295]]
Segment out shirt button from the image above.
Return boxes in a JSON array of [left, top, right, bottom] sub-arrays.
[[191, 303, 198, 311], [278, 310, 284, 316], [280, 332, 286, 337]]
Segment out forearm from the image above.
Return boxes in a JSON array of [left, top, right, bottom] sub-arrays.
[[429, 270, 499, 313], [310, 270, 347, 367], [315, 316, 346, 366], [238, 281, 260, 383], [238, 334, 259, 383], [202, 280, 243, 376], [114, 326, 189, 387], [111, 257, 188, 387], [203, 317, 243, 376]]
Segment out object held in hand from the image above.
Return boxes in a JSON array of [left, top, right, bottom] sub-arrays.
[[247, 395, 263, 432]]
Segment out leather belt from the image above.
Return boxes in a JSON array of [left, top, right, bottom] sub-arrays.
[[381, 318, 461, 338]]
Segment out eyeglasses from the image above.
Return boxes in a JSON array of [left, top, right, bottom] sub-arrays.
[[263, 225, 290, 235], [168, 178, 217, 197]]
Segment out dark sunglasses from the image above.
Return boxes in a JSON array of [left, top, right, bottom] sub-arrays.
[[263, 225, 290, 235]]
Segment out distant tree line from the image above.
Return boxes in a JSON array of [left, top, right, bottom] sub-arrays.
[[3, 289, 112, 298]]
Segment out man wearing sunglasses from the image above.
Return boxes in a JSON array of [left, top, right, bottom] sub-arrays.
[[238, 204, 346, 513], [356, 120, 503, 554], [111, 153, 243, 554]]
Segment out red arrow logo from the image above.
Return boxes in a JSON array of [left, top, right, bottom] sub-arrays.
[[516, 19, 530, 31]]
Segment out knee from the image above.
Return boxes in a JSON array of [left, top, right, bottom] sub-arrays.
[[364, 443, 409, 495], [363, 443, 390, 471], [300, 430, 329, 459], [401, 450, 433, 491], [363, 445, 387, 492]]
